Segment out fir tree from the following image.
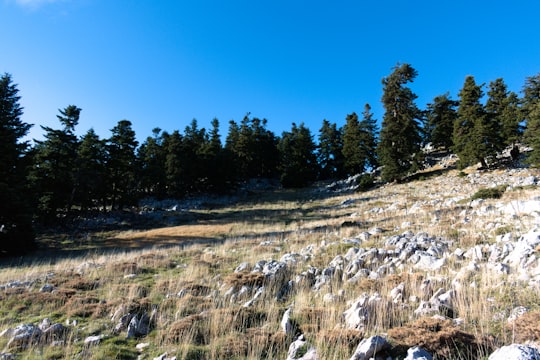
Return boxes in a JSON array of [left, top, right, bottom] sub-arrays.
[[107, 120, 139, 209], [486, 78, 521, 151], [138, 127, 167, 198], [523, 73, 540, 166], [317, 119, 344, 179], [342, 105, 379, 176], [278, 123, 318, 188], [0, 73, 34, 255], [31, 105, 81, 220], [425, 93, 458, 150], [76, 129, 108, 211], [453, 76, 496, 168], [378, 63, 422, 182]]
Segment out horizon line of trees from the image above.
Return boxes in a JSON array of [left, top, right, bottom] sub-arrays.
[[2, 64, 540, 255]]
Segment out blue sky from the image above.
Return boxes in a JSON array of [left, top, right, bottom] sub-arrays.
[[2, 0, 540, 144]]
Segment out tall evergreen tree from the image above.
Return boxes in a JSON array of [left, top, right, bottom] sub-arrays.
[[425, 93, 459, 150], [342, 112, 363, 176], [76, 128, 108, 211], [342, 106, 378, 176], [107, 120, 138, 209], [181, 119, 208, 192], [0, 73, 34, 255], [164, 130, 186, 197], [453, 76, 495, 168], [200, 118, 230, 192], [228, 114, 278, 180], [523, 73, 540, 166], [486, 78, 521, 151], [317, 119, 344, 179], [138, 128, 167, 198], [378, 63, 422, 182], [224, 120, 241, 181], [523, 102, 540, 166], [358, 104, 379, 170], [31, 105, 81, 220], [278, 122, 319, 188]]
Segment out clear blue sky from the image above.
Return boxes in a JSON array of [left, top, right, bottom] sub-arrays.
[[2, 0, 540, 143]]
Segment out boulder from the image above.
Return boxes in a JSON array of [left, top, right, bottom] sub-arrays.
[[404, 346, 433, 360], [5, 324, 42, 350], [488, 344, 540, 360], [349, 335, 389, 360], [286, 335, 318, 360]]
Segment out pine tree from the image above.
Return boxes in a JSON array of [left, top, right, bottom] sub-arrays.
[[523, 73, 540, 166], [486, 78, 521, 151], [524, 102, 540, 166], [378, 63, 422, 182], [76, 129, 108, 211], [228, 114, 278, 180], [200, 118, 230, 192], [164, 130, 185, 197], [342, 106, 378, 176], [224, 120, 241, 181], [453, 76, 496, 168], [278, 123, 318, 188], [342, 112, 363, 176], [358, 104, 379, 170], [31, 105, 81, 220], [107, 120, 139, 209], [138, 128, 167, 198], [425, 93, 459, 150], [317, 119, 344, 179], [0, 73, 34, 255]]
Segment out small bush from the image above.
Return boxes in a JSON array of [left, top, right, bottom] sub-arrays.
[[387, 317, 489, 359], [508, 310, 540, 343], [470, 185, 506, 201], [356, 174, 375, 192]]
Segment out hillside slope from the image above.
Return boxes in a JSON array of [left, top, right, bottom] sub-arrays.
[[1, 163, 540, 359]]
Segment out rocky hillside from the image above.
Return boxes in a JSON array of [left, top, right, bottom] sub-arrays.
[[1, 160, 540, 359]]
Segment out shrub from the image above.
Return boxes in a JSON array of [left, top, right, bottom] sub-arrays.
[[470, 185, 506, 201], [387, 317, 490, 359]]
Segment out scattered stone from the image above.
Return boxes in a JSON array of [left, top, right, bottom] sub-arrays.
[[404, 346, 433, 360], [286, 335, 317, 360], [39, 284, 54, 293], [488, 344, 540, 360], [136, 343, 150, 353], [84, 334, 104, 346], [349, 335, 389, 360], [5, 324, 42, 350]]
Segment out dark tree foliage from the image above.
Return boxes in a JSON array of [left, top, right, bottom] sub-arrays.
[[425, 93, 459, 150], [224, 120, 241, 181], [138, 128, 167, 198], [278, 122, 319, 188], [76, 129, 108, 211], [181, 119, 208, 193], [226, 114, 278, 180], [358, 104, 379, 170], [317, 119, 344, 180], [31, 105, 81, 220], [523, 73, 540, 166], [524, 102, 540, 166], [453, 76, 497, 169], [378, 63, 422, 182], [342, 105, 379, 176], [107, 120, 139, 209], [486, 78, 522, 150], [200, 118, 231, 193], [164, 130, 186, 197], [0, 73, 34, 255]]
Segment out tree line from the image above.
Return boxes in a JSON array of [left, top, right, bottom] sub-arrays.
[[2, 64, 540, 255]]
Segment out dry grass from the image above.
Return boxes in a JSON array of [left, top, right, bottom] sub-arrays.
[[1, 166, 540, 358]]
